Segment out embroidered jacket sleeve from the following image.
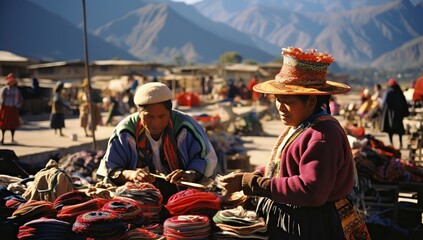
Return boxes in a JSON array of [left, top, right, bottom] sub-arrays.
[[241, 120, 354, 206], [96, 114, 140, 179], [172, 110, 218, 178]]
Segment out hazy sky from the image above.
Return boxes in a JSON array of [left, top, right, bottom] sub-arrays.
[[171, 0, 203, 4]]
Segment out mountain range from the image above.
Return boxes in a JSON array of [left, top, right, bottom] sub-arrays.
[[1, 0, 422, 71]]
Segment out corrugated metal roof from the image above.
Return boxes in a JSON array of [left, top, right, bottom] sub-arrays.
[[0, 51, 30, 62], [27, 59, 83, 69]]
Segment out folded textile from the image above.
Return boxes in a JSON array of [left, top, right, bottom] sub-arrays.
[[164, 215, 211, 239], [17, 217, 71, 240], [57, 197, 109, 223], [9, 200, 56, 225]]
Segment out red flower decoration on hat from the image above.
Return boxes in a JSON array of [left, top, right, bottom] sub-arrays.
[[282, 47, 334, 64]]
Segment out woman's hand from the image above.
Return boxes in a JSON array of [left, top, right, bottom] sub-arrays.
[[166, 169, 199, 185], [218, 172, 244, 195], [122, 169, 156, 183]]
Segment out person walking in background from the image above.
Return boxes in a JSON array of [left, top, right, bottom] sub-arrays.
[[247, 75, 261, 107], [381, 78, 409, 149], [79, 92, 102, 137], [412, 75, 423, 107], [218, 47, 369, 239], [104, 94, 122, 125], [50, 81, 69, 136], [0, 73, 23, 144]]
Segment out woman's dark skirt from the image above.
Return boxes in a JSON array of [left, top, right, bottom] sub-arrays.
[[256, 197, 345, 240], [50, 113, 65, 129]]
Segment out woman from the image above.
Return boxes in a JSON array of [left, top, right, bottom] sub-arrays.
[[50, 81, 70, 136], [219, 47, 369, 239], [380, 78, 409, 149], [0, 73, 23, 144], [79, 92, 102, 137], [96, 82, 218, 202]]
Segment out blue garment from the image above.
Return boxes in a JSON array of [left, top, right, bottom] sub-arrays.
[[97, 110, 218, 181]]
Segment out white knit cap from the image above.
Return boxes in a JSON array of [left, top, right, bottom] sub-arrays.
[[134, 82, 172, 106]]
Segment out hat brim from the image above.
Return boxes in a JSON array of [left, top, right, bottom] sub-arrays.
[[253, 79, 351, 95]]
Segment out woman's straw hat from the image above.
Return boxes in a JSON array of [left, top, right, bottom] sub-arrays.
[[253, 47, 350, 95]]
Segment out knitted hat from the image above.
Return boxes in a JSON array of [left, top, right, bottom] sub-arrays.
[[253, 47, 351, 95], [6, 73, 16, 85], [133, 82, 172, 106], [387, 78, 397, 87]]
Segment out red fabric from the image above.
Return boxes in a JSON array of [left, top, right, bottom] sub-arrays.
[[369, 138, 401, 159], [412, 76, 423, 101], [57, 198, 109, 223], [176, 93, 200, 106], [165, 188, 220, 215], [387, 78, 397, 87], [0, 105, 20, 129], [136, 120, 179, 172], [247, 77, 260, 100]]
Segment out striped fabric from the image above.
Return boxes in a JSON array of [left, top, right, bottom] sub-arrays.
[[72, 211, 128, 240], [164, 215, 211, 239]]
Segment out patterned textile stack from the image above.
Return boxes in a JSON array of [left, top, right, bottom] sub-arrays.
[[165, 188, 220, 217], [212, 206, 268, 239], [56, 197, 109, 223], [164, 215, 211, 239], [115, 182, 163, 224], [53, 190, 92, 210], [9, 200, 57, 226], [72, 211, 128, 240], [17, 217, 72, 239], [101, 196, 144, 226]]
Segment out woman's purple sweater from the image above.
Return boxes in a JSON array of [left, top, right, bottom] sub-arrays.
[[242, 118, 354, 207]]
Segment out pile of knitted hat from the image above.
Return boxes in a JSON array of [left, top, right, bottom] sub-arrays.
[[213, 206, 268, 239], [8, 200, 57, 226], [165, 188, 220, 217], [115, 182, 162, 224], [164, 215, 211, 239], [101, 196, 144, 226], [17, 217, 72, 240], [56, 192, 109, 224], [72, 210, 127, 239]]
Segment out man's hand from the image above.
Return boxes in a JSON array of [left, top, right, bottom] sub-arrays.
[[122, 169, 156, 183], [166, 169, 199, 185]]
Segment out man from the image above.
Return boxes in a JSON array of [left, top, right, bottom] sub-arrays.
[[97, 82, 218, 202]]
